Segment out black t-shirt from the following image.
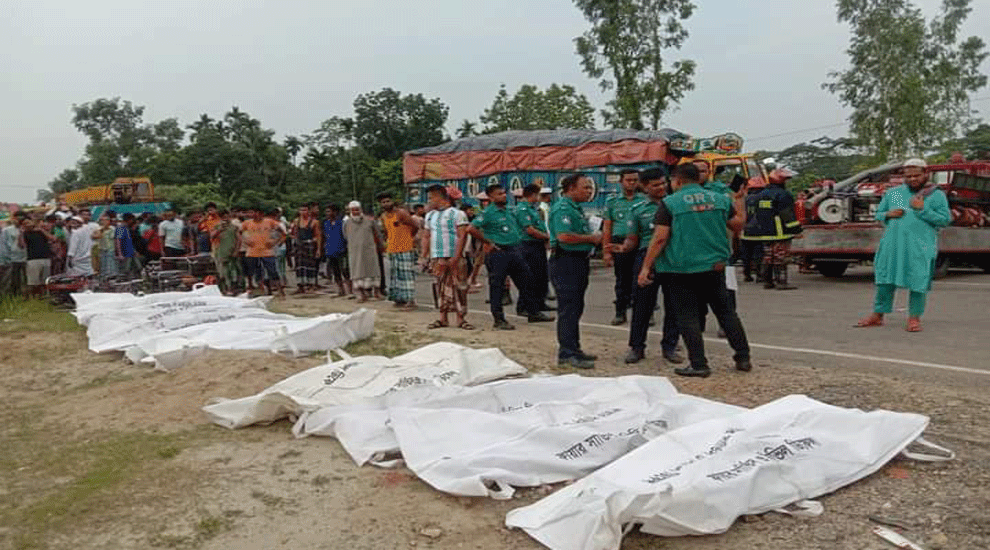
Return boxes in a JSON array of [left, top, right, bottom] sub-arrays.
[[24, 230, 52, 260], [653, 200, 736, 227]]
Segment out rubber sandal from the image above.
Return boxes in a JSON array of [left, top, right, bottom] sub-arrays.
[[457, 321, 475, 331], [906, 319, 922, 332], [855, 316, 884, 328], [427, 320, 449, 329]]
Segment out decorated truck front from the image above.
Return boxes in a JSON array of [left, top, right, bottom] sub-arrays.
[[402, 129, 696, 214]]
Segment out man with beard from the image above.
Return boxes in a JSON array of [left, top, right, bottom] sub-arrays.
[[66, 209, 98, 276], [377, 191, 419, 310], [856, 159, 951, 332], [344, 201, 383, 302]]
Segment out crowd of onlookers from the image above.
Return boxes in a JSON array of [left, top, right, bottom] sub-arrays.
[[0, 188, 560, 306]]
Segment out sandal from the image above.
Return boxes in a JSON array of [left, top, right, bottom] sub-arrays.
[[457, 320, 475, 331], [906, 318, 923, 332], [428, 320, 449, 329], [855, 315, 884, 328]]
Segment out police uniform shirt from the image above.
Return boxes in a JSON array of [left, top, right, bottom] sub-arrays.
[[548, 196, 594, 253], [604, 192, 647, 238], [652, 183, 735, 273], [472, 204, 523, 247], [627, 199, 660, 250], [514, 201, 547, 242]]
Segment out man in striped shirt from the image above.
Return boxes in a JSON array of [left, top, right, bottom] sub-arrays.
[[419, 184, 473, 330]]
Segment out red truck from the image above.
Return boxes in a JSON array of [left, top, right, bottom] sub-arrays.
[[791, 159, 990, 278]]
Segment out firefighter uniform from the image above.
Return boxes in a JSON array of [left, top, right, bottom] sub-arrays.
[[603, 192, 647, 323], [548, 196, 595, 366], [471, 204, 542, 324], [654, 182, 751, 377], [514, 199, 551, 312], [741, 183, 802, 289], [739, 188, 765, 281]]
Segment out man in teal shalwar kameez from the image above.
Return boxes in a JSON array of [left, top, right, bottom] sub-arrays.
[[857, 158, 951, 332]]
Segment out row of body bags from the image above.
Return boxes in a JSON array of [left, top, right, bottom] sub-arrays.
[[203, 342, 952, 550], [71, 285, 375, 370]]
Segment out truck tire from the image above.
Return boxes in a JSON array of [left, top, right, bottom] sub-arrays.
[[816, 262, 848, 278], [933, 255, 950, 279]]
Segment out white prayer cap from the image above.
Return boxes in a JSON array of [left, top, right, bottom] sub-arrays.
[[70, 216, 84, 223], [347, 200, 361, 209], [902, 158, 927, 168], [540, 187, 552, 194]]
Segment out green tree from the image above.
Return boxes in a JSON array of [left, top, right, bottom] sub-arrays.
[[69, 98, 184, 186], [479, 83, 596, 133], [351, 88, 449, 159], [932, 122, 990, 161], [573, 0, 696, 130], [456, 120, 478, 138], [755, 136, 874, 192], [824, 0, 987, 159]]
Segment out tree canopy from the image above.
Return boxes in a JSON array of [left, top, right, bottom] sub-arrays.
[[824, 0, 987, 159], [479, 84, 596, 133], [573, 0, 696, 130]]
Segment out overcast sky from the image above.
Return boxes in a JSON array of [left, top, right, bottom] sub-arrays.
[[2, 0, 988, 203]]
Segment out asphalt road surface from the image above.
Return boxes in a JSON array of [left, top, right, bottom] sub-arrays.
[[412, 264, 990, 387]]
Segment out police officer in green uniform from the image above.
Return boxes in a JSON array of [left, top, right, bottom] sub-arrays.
[[466, 184, 554, 330], [514, 184, 554, 315], [617, 168, 683, 365], [548, 173, 602, 369], [602, 169, 647, 325], [638, 163, 753, 377]]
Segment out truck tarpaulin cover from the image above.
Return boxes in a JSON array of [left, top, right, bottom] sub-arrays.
[[71, 286, 375, 370], [505, 395, 947, 550], [402, 129, 687, 184]]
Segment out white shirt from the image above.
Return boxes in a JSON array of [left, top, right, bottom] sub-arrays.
[[66, 222, 98, 276], [158, 219, 185, 250], [424, 207, 468, 258]]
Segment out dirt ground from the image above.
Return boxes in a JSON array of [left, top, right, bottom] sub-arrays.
[[2, 294, 989, 550]]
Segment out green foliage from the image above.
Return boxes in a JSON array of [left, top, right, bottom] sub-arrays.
[[824, 0, 988, 159], [754, 136, 876, 192], [574, 0, 696, 130], [479, 83, 596, 133], [351, 87, 449, 160], [154, 183, 225, 213], [0, 296, 82, 334], [930, 122, 990, 162], [70, 98, 184, 188]]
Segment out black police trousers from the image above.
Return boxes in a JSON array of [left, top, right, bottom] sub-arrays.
[[629, 249, 680, 353], [661, 270, 750, 369], [611, 237, 637, 315], [549, 251, 589, 359], [520, 240, 549, 309], [486, 245, 539, 320]]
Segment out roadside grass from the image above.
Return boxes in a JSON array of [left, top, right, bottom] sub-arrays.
[[0, 296, 81, 334], [3, 425, 215, 550]]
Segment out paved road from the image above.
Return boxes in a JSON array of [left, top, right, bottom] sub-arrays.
[[411, 263, 990, 386]]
